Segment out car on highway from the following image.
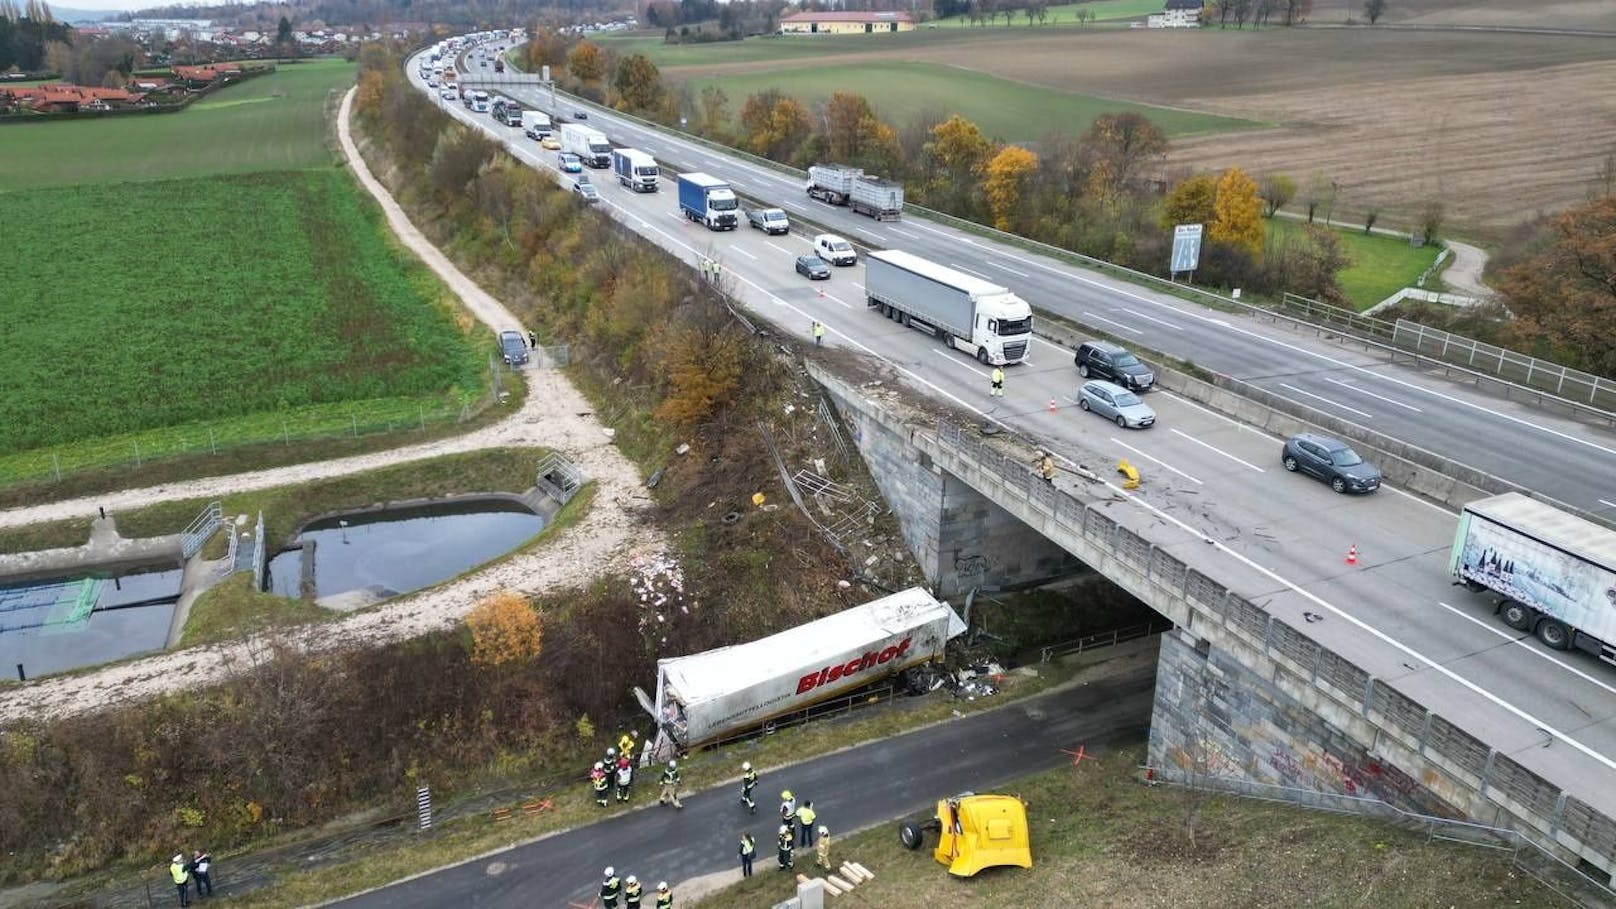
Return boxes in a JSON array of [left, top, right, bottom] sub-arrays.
[[540, 135, 561, 150], [1074, 340, 1154, 392], [814, 233, 857, 266], [1077, 380, 1155, 429], [572, 176, 600, 204], [427, 77, 440, 88], [747, 208, 790, 235], [499, 330, 529, 366], [572, 109, 588, 120], [558, 152, 583, 173], [439, 87, 457, 100], [795, 255, 831, 280], [1281, 433, 1381, 493]]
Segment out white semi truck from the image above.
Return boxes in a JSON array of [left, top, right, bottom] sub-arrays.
[[1451, 493, 1616, 661], [864, 249, 1033, 366], [611, 148, 659, 192], [636, 587, 965, 760], [560, 122, 612, 168]]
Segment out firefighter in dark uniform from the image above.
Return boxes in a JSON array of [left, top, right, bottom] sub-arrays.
[[623, 875, 643, 909], [777, 824, 795, 870], [655, 882, 672, 909], [739, 762, 758, 813], [600, 868, 621, 908]]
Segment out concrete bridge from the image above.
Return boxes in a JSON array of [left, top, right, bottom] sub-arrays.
[[810, 362, 1616, 896]]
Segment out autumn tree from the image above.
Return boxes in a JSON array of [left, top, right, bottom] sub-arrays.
[[822, 92, 900, 171], [354, 69, 386, 118], [1211, 167, 1263, 256], [984, 145, 1039, 231], [1161, 173, 1217, 229], [738, 90, 812, 162], [1257, 172, 1296, 217], [467, 590, 544, 668], [654, 325, 745, 427], [1080, 112, 1168, 199], [698, 85, 729, 135], [1496, 196, 1616, 375], [567, 39, 605, 84], [923, 114, 996, 214], [612, 53, 663, 112], [1364, 0, 1386, 24]]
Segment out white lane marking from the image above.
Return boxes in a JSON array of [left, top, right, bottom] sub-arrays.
[[1602, 498, 1616, 510], [1436, 601, 1616, 699], [951, 263, 991, 279], [851, 282, 865, 290], [1170, 429, 1267, 472], [764, 241, 795, 256], [858, 228, 889, 243], [1158, 391, 1264, 436], [934, 348, 990, 378], [1325, 377, 1422, 413], [1111, 437, 1203, 484], [1279, 382, 1374, 419], [891, 228, 922, 240], [421, 82, 1616, 776], [988, 259, 1029, 278], [1032, 335, 1068, 356], [1082, 311, 1143, 336], [1378, 483, 1455, 516], [1121, 308, 1183, 331], [822, 291, 853, 309], [728, 246, 758, 261]]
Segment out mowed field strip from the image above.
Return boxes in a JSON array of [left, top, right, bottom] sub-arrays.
[[0, 59, 355, 190], [0, 59, 489, 485]]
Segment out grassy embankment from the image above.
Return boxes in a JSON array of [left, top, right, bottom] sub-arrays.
[[0, 58, 499, 499], [1267, 218, 1442, 310]]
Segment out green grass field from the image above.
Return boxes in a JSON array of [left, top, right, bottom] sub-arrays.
[[1267, 218, 1440, 309], [0, 171, 484, 456], [686, 61, 1253, 141], [0, 59, 354, 191], [933, 0, 1165, 25]]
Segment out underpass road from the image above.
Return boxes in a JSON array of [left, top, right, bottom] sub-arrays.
[[414, 57, 1616, 816], [331, 652, 1156, 909]]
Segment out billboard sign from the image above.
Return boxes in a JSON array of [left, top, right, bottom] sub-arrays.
[[1171, 223, 1203, 273]]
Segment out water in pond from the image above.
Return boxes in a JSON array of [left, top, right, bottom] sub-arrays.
[[265, 499, 545, 603], [0, 565, 183, 678]]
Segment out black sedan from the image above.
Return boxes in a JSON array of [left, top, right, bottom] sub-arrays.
[[795, 255, 831, 280]]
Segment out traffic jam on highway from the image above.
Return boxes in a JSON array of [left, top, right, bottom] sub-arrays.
[[416, 31, 1616, 838]]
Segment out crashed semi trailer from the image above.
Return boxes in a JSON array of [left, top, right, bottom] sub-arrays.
[[638, 587, 965, 759]]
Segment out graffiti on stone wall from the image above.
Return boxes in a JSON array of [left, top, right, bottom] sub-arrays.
[[953, 553, 988, 578], [1265, 744, 1425, 802]]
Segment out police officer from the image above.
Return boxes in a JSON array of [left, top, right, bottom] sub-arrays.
[[739, 762, 758, 814], [659, 760, 683, 809], [776, 824, 795, 870], [655, 881, 672, 909], [990, 365, 1005, 397], [600, 867, 621, 909], [778, 790, 797, 840], [796, 800, 817, 847], [623, 875, 643, 909], [169, 853, 192, 907], [592, 762, 610, 807], [739, 831, 756, 877]]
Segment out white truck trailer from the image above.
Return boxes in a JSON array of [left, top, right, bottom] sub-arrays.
[[560, 122, 612, 168], [611, 147, 659, 192], [864, 249, 1033, 366], [636, 587, 964, 760], [1451, 493, 1616, 661]]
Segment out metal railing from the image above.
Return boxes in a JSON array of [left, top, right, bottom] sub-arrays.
[[180, 501, 223, 559], [1038, 620, 1173, 663], [534, 452, 584, 504], [251, 511, 267, 590], [1392, 320, 1616, 410], [926, 415, 1616, 886]]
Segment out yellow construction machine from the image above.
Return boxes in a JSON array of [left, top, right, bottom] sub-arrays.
[[898, 792, 1032, 877]]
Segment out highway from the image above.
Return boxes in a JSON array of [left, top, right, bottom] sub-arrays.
[[410, 48, 1616, 818]]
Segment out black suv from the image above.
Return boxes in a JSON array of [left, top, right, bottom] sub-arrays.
[[1074, 341, 1153, 391]]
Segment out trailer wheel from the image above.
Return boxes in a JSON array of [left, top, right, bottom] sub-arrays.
[[899, 822, 925, 851], [1499, 601, 1533, 631], [1535, 618, 1572, 651]]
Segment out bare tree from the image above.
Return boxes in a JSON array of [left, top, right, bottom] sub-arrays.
[[1282, 0, 1312, 25], [1258, 172, 1296, 217], [1364, 0, 1387, 24]]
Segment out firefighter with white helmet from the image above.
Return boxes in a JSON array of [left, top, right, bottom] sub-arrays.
[[739, 761, 758, 813]]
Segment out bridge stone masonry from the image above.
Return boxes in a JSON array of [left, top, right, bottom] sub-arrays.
[[808, 361, 1616, 894]]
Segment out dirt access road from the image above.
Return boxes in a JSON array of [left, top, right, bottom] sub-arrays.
[[0, 90, 662, 725]]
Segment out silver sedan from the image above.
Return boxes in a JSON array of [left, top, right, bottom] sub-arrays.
[[1078, 380, 1156, 429]]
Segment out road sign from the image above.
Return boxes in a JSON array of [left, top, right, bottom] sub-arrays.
[[1171, 223, 1203, 274]]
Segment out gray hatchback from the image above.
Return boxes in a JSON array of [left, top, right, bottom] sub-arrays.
[[1281, 433, 1380, 493]]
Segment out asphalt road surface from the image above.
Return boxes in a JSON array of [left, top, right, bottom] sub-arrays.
[[332, 654, 1154, 909]]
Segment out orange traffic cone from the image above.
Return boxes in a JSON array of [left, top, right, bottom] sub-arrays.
[[817, 286, 825, 298], [1048, 397, 1057, 413], [1345, 544, 1358, 566]]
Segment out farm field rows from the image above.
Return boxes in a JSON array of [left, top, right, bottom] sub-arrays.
[[932, 0, 1164, 26], [0, 170, 483, 462], [0, 59, 355, 191]]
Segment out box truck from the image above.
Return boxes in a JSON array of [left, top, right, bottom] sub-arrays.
[[677, 172, 739, 230], [1451, 493, 1616, 661], [611, 147, 659, 192], [523, 112, 553, 140], [635, 587, 964, 760], [560, 123, 612, 168], [864, 249, 1033, 366]]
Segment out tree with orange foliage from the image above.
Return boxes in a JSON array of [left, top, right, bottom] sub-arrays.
[[567, 40, 605, 84], [1210, 167, 1264, 257], [1497, 196, 1616, 375], [612, 53, 663, 112], [354, 69, 386, 118], [653, 326, 744, 428], [1080, 112, 1168, 199], [821, 92, 900, 172], [984, 145, 1039, 231], [467, 590, 544, 668]]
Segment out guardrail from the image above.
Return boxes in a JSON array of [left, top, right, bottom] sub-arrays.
[[928, 415, 1616, 888], [180, 501, 222, 559]]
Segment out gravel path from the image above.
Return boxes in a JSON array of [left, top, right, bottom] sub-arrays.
[[0, 89, 662, 724], [1439, 239, 1493, 298]]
